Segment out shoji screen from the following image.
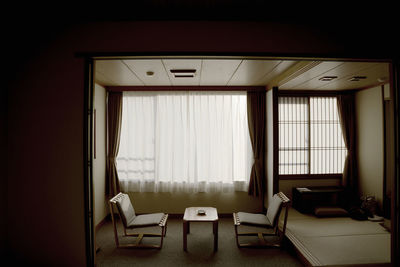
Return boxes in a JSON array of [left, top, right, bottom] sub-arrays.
[[278, 96, 308, 175], [310, 97, 347, 174], [278, 96, 346, 175]]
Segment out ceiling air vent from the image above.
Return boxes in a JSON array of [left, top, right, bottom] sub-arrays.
[[170, 69, 196, 78], [319, 76, 338, 81], [348, 76, 367, 82]]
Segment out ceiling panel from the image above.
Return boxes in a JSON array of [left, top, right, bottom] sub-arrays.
[[94, 58, 390, 91], [255, 60, 297, 86], [95, 60, 144, 86], [318, 63, 389, 90], [294, 62, 374, 90], [162, 59, 202, 85], [227, 60, 281, 85], [199, 59, 242, 85], [123, 59, 171, 86], [95, 70, 115, 86], [280, 61, 344, 89]]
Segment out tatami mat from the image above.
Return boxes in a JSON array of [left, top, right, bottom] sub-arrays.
[[283, 208, 391, 266]]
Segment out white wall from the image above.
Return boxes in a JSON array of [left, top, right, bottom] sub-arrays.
[[355, 86, 384, 208], [93, 84, 108, 225]]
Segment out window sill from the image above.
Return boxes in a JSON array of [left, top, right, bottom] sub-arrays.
[[279, 174, 342, 180]]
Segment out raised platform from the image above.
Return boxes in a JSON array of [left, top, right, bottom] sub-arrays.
[[280, 208, 390, 266]]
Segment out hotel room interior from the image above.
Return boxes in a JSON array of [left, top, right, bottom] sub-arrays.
[[92, 57, 394, 266], [4, 3, 399, 267]]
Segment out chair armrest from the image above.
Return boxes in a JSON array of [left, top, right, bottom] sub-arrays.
[[233, 213, 240, 226], [277, 192, 290, 205], [109, 192, 125, 203], [159, 214, 168, 227]]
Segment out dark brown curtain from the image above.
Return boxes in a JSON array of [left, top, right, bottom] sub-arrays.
[[247, 91, 266, 199], [337, 94, 358, 196], [106, 92, 123, 198]]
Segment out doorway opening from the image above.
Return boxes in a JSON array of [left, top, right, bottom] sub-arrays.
[[84, 54, 398, 266]]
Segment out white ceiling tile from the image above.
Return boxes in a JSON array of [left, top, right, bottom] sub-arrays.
[[95, 70, 116, 86], [95, 60, 144, 86], [255, 60, 297, 86], [227, 60, 281, 86], [199, 59, 242, 85], [280, 61, 344, 89], [123, 59, 171, 86]]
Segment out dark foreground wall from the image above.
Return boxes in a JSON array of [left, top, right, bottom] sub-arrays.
[[5, 14, 399, 266]]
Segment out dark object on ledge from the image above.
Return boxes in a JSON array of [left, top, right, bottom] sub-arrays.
[[361, 195, 380, 218], [292, 186, 346, 214], [348, 206, 368, 220]]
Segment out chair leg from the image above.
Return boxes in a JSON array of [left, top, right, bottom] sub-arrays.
[[109, 202, 120, 248], [235, 229, 283, 248], [118, 232, 165, 249], [234, 225, 240, 248]]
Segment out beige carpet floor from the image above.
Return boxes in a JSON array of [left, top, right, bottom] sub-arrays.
[[95, 217, 303, 267]]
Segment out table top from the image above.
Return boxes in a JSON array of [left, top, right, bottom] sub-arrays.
[[183, 207, 218, 222]]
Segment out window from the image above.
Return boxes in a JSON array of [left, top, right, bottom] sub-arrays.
[[116, 91, 253, 193], [278, 96, 347, 175]]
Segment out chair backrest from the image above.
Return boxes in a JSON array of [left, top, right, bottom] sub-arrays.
[[113, 193, 136, 228], [266, 193, 283, 227]]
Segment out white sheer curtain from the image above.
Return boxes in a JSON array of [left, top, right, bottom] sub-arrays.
[[117, 91, 253, 193]]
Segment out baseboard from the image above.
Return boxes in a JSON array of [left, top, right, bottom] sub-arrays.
[[95, 214, 112, 232]]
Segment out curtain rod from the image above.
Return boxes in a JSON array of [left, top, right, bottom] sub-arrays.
[[106, 86, 266, 92]]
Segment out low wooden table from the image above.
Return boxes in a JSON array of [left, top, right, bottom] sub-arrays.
[[292, 186, 345, 214], [183, 207, 218, 252]]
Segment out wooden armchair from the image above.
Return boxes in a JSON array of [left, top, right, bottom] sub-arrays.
[[233, 192, 290, 248], [109, 192, 168, 249]]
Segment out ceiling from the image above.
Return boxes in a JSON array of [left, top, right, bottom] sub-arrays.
[[95, 58, 390, 91]]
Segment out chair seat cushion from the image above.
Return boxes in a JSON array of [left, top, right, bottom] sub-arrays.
[[237, 212, 272, 227], [128, 213, 165, 227]]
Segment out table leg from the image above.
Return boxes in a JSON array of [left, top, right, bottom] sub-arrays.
[[183, 221, 188, 251], [213, 220, 218, 251]]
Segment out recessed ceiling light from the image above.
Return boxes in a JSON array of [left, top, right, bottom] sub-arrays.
[[146, 71, 154, 76], [170, 69, 196, 78], [174, 75, 195, 78], [348, 76, 367, 82], [319, 76, 338, 81]]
